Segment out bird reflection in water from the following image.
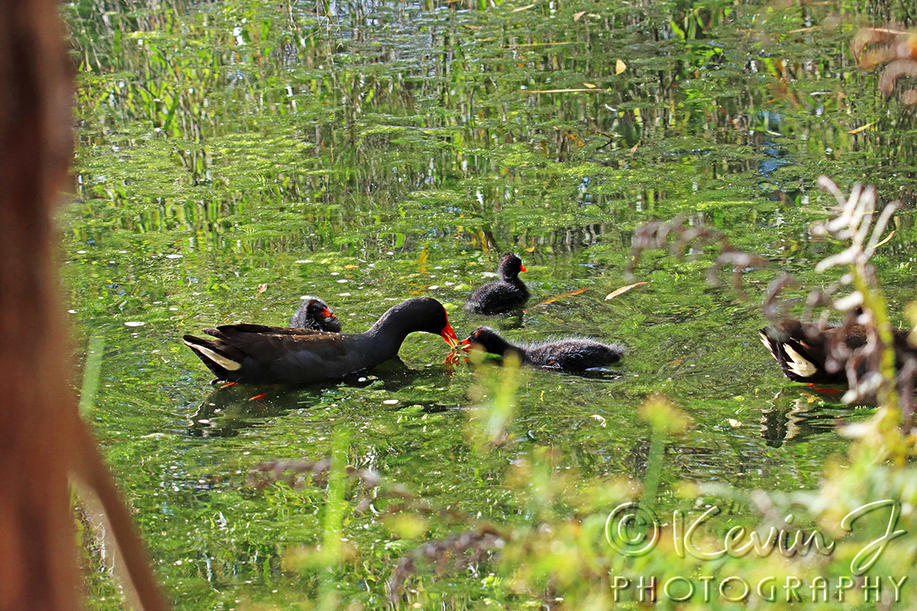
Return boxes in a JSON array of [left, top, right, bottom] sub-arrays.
[[759, 387, 873, 448]]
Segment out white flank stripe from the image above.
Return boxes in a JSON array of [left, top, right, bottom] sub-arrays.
[[783, 344, 817, 378], [759, 332, 777, 358], [184, 340, 242, 371]]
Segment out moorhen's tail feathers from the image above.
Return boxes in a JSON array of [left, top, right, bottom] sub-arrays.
[[758, 327, 844, 384], [183, 334, 245, 379], [761, 319, 917, 388], [760, 328, 811, 382]]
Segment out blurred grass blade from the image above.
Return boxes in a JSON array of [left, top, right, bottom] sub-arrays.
[[78, 336, 105, 416]]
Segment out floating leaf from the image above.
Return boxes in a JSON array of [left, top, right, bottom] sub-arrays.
[[416, 245, 429, 273], [512, 3, 535, 12], [535, 287, 588, 306], [788, 25, 819, 33], [523, 88, 609, 94], [256, 283, 268, 295], [583, 82, 598, 89], [605, 281, 649, 301], [871, 229, 895, 250], [847, 121, 876, 135], [615, 59, 627, 74], [573, 10, 586, 21], [727, 418, 741, 428]]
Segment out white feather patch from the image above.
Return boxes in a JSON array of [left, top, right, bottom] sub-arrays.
[[783, 344, 816, 378], [184, 340, 242, 371], [759, 332, 777, 358]]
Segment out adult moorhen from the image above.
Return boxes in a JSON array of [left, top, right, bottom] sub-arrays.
[[464, 253, 529, 315], [462, 326, 624, 371], [184, 297, 459, 385], [290, 295, 340, 332], [759, 318, 917, 385]]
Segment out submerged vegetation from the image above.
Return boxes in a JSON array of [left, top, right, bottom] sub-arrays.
[[63, 0, 917, 608]]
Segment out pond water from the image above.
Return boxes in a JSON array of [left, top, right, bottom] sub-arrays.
[[65, 0, 915, 607]]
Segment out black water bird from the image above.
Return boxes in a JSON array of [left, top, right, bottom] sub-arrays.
[[464, 253, 529, 315], [760, 319, 917, 385], [184, 297, 459, 385], [290, 295, 340, 332], [462, 326, 624, 372]]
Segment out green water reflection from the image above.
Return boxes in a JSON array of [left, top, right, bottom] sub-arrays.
[[65, 0, 914, 606]]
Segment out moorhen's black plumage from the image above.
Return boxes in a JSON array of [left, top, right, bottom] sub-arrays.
[[760, 319, 917, 385], [183, 297, 459, 385], [290, 295, 340, 332], [462, 326, 624, 371], [464, 253, 529, 315]]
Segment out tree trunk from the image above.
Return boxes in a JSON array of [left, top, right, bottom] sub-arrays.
[[0, 2, 167, 609]]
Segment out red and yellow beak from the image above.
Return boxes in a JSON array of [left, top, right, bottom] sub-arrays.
[[320, 307, 336, 320], [460, 338, 473, 351], [520, 265, 528, 272], [440, 322, 460, 349]]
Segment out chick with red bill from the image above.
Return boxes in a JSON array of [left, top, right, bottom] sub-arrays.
[[290, 295, 340, 332]]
